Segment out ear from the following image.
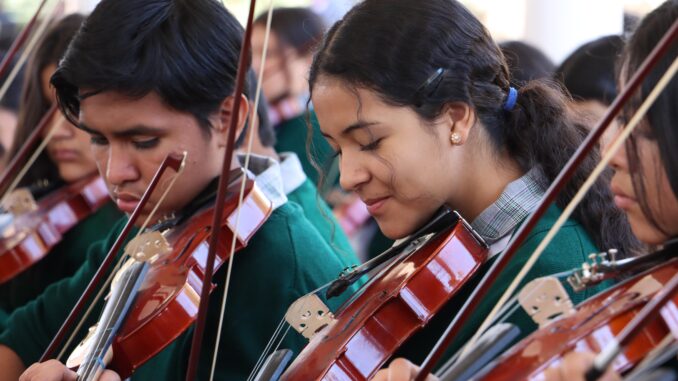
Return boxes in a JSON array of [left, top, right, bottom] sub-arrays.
[[442, 102, 475, 145], [214, 94, 250, 147]]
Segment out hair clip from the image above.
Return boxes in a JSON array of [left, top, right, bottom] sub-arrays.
[[413, 68, 445, 106]]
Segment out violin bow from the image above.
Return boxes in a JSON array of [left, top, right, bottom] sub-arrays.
[[461, 54, 678, 358], [183, 0, 259, 379], [40, 153, 186, 361], [414, 19, 678, 381], [585, 271, 678, 381], [0, 0, 49, 82], [206, 1, 277, 380], [0, 103, 56, 197], [0, 0, 64, 197]]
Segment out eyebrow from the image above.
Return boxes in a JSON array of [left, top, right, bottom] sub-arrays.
[[321, 121, 379, 139], [78, 122, 165, 137]]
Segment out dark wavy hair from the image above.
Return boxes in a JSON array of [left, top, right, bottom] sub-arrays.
[[622, 0, 678, 235], [8, 14, 85, 188], [556, 35, 624, 105], [309, 0, 640, 255], [52, 0, 248, 138]]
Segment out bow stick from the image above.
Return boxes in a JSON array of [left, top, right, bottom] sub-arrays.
[[183, 0, 259, 379]]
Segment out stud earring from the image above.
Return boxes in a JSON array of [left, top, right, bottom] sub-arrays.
[[450, 132, 462, 145]]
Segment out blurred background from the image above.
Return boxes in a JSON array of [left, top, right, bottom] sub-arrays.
[[0, 0, 665, 63]]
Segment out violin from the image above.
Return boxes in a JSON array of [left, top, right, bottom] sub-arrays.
[[0, 174, 110, 283], [470, 249, 678, 381], [277, 208, 488, 381], [65, 168, 273, 379]]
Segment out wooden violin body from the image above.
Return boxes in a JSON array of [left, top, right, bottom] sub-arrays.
[[281, 211, 488, 381], [68, 170, 273, 378], [473, 257, 678, 380], [0, 175, 110, 283]]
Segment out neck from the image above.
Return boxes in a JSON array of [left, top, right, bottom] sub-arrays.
[[452, 152, 524, 221]]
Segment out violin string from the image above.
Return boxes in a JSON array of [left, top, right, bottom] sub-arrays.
[[56, 155, 187, 361], [461, 56, 678, 357], [208, 1, 274, 379], [623, 334, 675, 379], [247, 316, 288, 381], [78, 259, 132, 378], [437, 270, 577, 376], [81, 260, 144, 379]]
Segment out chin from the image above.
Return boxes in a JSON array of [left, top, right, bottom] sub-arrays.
[[59, 166, 96, 184], [630, 223, 669, 246], [375, 220, 414, 240]]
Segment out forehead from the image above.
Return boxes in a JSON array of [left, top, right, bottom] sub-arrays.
[[312, 77, 419, 136], [79, 91, 201, 134]]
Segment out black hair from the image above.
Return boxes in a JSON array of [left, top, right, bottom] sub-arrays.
[[556, 35, 624, 105], [254, 7, 325, 55], [622, 0, 678, 232], [8, 14, 85, 188], [240, 69, 276, 148], [52, 0, 248, 136], [309, 0, 640, 255], [499, 41, 555, 86]]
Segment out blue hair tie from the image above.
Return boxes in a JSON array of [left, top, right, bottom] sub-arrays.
[[503, 86, 518, 111]]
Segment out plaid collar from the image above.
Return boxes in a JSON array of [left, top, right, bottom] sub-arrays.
[[471, 167, 546, 245]]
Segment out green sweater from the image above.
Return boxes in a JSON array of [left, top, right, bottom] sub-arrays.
[[287, 178, 356, 269], [398, 204, 608, 363], [274, 113, 337, 188], [0, 202, 355, 380], [0, 202, 122, 331]]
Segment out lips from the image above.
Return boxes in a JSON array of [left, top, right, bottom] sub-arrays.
[[50, 149, 80, 161], [114, 192, 142, 214], [610, 184, 638, 210], [362, 196, 390, 215]]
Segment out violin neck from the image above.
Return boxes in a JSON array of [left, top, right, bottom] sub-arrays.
[[77, 259, 149, 380]]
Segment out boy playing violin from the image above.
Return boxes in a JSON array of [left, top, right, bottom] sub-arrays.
[[0, 0, 358, 379]]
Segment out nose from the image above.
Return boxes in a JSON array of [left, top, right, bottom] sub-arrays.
[[338, 151, 370, 192], [602, 126, 628, 172], [105, 144, 139, 187]]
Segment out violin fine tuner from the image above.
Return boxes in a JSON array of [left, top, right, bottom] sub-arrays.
[[284, 294, 335, 341], [567, 249, 619, 292]]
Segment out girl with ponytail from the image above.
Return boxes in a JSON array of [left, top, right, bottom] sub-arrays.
[[309, 0, 639, 366]]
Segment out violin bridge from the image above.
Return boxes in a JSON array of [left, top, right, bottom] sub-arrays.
[[518, 277, 574, 328], [1, 188, 37, 216], [285, 294, 335, 341], [124, 231, 172, 263]]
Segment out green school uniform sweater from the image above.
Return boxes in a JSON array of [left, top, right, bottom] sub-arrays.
[[0, 201, 355, 380], [274, 113, 337, 188], [0, 202, 122, 331], [287, 178, 356, 269]]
